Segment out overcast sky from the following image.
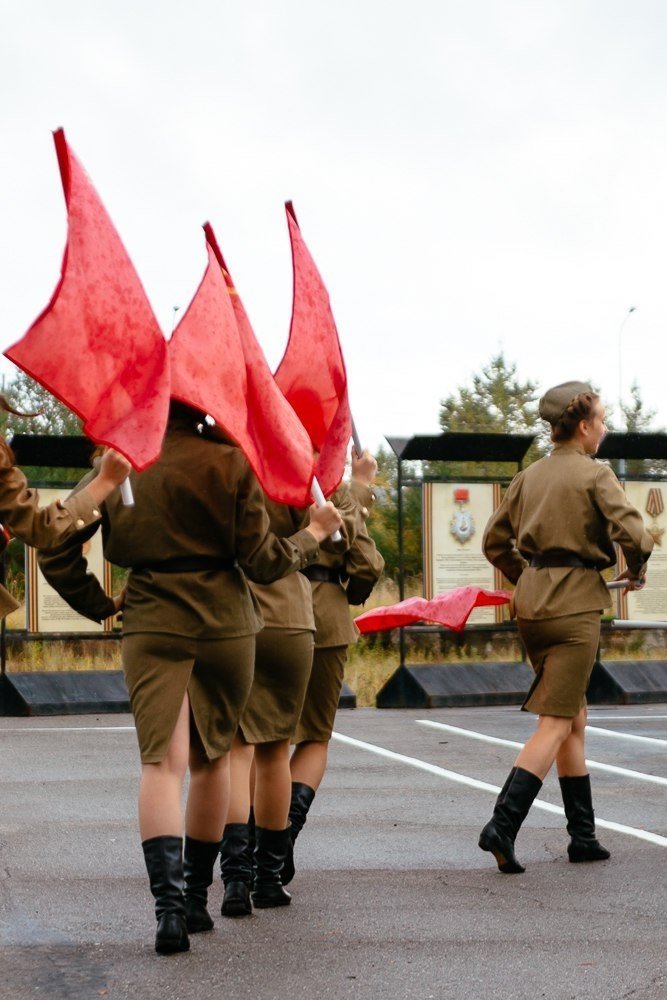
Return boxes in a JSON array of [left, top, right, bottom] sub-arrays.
[[3, 1, 667, 450]]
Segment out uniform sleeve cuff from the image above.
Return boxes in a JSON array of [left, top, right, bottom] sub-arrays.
[[62, 489, 103, 530]]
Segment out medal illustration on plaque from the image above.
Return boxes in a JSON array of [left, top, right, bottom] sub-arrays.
[[450, 487, 476, 545], [646, 487, 664, 547]]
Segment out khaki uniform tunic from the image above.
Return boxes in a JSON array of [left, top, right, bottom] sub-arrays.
[[483, 442, 653, 716], [483, 443, 653, 620], [0, 441, 104, 618], [249, 500, 315, 631]]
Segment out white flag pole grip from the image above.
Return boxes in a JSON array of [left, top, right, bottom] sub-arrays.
[[120, 478, 135, 507], [311, 477, 341, 542], [351, 417, 363, 456], [606, 579, 644, 590]]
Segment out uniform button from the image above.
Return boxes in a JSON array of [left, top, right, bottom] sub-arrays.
[[361, 506, 369, 517], [76, 518, 85, 528], [92, 508, 100, 517]]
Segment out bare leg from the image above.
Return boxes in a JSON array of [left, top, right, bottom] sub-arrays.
[[254, 739, 291, 829], [138, 693, 190, 840], [289, 740, 329, 792], [555, 706, 588, 777], [185, 744, 230, 842], [226, 732, 255, 824], [514, 714, 575, 780]]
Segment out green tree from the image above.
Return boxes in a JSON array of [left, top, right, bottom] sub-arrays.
[[1, 370, 85, 484], [367, 446, 422, 582], [429, 352, 544, 478], [616, 381, 667, 476], [2, 370, 82, 437]]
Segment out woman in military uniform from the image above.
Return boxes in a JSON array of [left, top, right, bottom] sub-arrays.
[[479, 382, 653, 874], [219, 498, 318, 915], [37, 401, 342, 954], [284, 449, 381, 885]]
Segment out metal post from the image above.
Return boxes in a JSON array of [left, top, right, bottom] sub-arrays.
[[396, 455, 406, 668], [1, 552, 6, 675]]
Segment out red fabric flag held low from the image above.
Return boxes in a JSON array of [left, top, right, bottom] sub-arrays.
[[354, 586, 512, 634], [169, 225, 315, 507], [5, 130, 169, 470], [274, 202, 352, 498]]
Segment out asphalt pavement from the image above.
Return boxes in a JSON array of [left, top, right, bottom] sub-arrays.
[[1, 705, 666, 1000]]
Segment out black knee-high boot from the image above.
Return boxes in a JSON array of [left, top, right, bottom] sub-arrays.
[[478, 767, 543, 874], [282, 782, 316, 886], [219, 823, 253, 917], [183, 836, 220, 932], [559, 774, 610, 863], [142, 836, 190, 954], [252, 827, 292, 908]]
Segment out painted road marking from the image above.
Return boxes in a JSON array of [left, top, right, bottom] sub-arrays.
[[331, 731, 667, 847], [416, 720, 667, 787], [0, 726, 136, 733], [587, 726, 667, 748]]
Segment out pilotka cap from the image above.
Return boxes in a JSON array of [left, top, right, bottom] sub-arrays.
[[538, 381, 594, 425]]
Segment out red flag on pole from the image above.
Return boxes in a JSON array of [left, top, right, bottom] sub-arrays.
[[169, 224, 315, 506], [274, 202, 352, 498], [5, 129, 169, 470], [354, 586, 512, 634]]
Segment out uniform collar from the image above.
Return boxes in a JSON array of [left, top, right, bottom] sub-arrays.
[[551, 441, 586, 456]]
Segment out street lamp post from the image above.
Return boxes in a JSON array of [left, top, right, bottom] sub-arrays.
[[618, 306, 637, 430]]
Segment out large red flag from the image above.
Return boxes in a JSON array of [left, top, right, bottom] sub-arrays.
[[354, 587, 512, 634], [5, 130, 169, 470], [274, 202, 352, 497], [169, 224, 315, 506]]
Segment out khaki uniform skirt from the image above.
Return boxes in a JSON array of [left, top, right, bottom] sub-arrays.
[[240, 628, 314, 743], [518, 610, 601, 717], [123, 633, 255, 764], [294, 645, 348, 743]]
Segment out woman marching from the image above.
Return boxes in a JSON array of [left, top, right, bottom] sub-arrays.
[[219, 449, 380, 912], [37, 401, 342, 954], [219, 496, 319, 916], [0, 396, 130, 612], [479, 381, 653, 874]]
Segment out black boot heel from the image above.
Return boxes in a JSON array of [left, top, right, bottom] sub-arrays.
[[478, 767, 542, 875]]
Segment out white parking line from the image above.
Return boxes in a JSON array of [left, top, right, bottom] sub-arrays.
[[587, 726, 667, 748], [331, 731, 667, 847], [416, 720, 667, 787], [0, 726, 136, 733]]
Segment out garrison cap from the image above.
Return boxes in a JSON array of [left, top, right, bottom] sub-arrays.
[[538, 381, 594, 425]]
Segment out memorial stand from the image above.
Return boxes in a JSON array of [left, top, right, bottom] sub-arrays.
[[0, 434, 129, 715]]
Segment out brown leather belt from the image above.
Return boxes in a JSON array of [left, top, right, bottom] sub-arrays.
[[300, 565, 345, 584], [132, 556, 237, 573], [529, 554, 596, 569]]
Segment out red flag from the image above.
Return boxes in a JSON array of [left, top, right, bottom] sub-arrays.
[[169, 224, 315, 506], [274, 202, 352, 497], [5, 130, 169, 470], [354, 586, 512, 634]]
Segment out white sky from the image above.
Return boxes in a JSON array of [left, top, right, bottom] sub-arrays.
[[3, 0, 667, 450]]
